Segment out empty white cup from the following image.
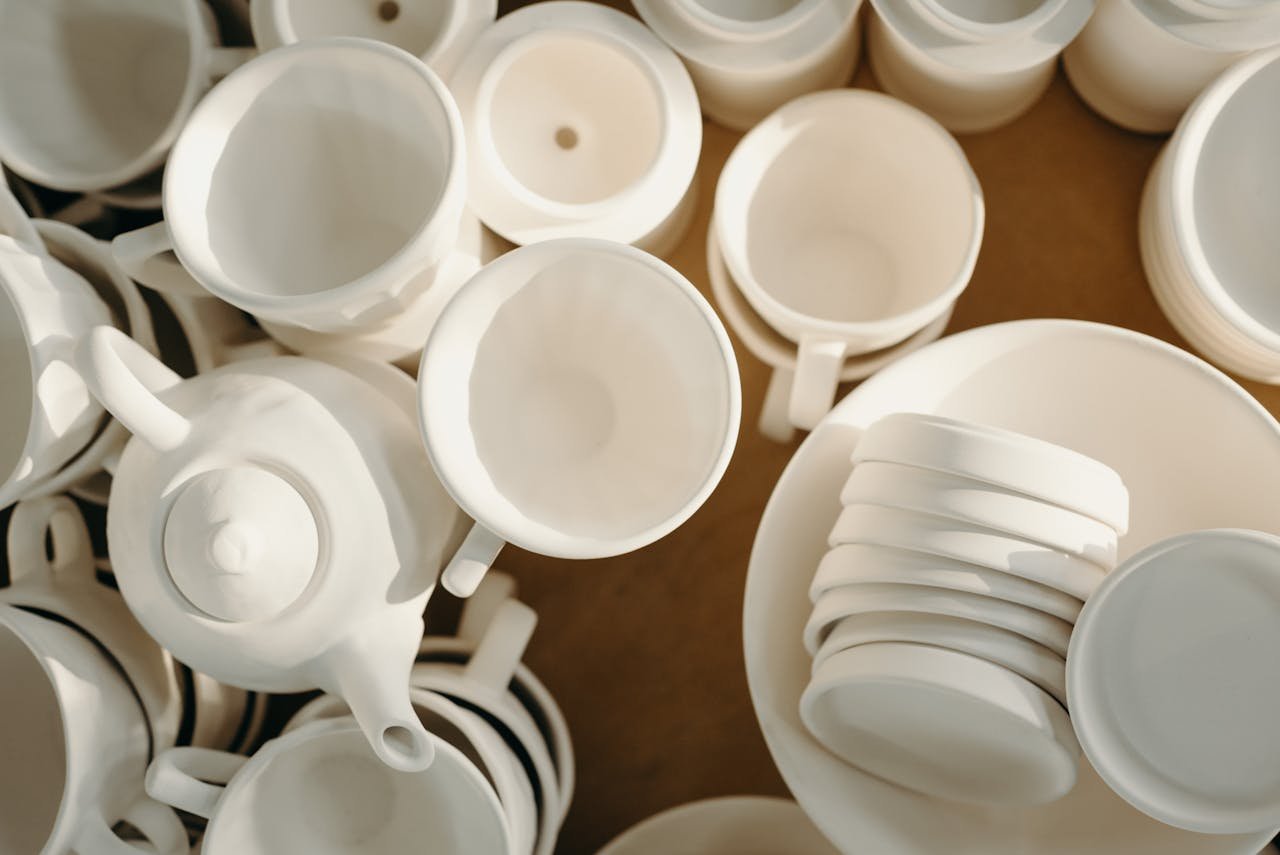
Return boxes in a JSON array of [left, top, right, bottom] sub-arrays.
[[251, 0, 495, 77], [419, 238, 740, 597], [1064, 0, 1280, 132], [633, 0, 864, 131], [0, 0, 252, 192], [867, 0, 1095, 132], [0, 605, 188, 855], [147, 719, 510, 855], [1140, 48, 1280, 382], [111, 37, 467, 334], [715, 89, 982, 430]]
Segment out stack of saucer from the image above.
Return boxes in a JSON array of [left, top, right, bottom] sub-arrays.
[[800, 412, 1129, 806]]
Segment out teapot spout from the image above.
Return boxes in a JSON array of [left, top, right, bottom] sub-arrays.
[[321, 613, 434, 772]]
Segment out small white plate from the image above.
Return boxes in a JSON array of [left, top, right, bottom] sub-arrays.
[[597, 796, 839, 855], [1069, 529, 1280, 835], [811, 542, 1084, 622], [801, 642, 1079, 806], [852, 412, 1129, 534], [806, 581, 1073, 656], [815, 612, 1068, 707], [841, 459, 1118, 566], [830, 503, 1106, 600]]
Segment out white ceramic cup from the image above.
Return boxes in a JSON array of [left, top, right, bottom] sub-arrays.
[[1063, 0, 1280, 133], [0, 605, 187, 855], [632, 0, 864, 131], [111, 37, 467, 334], [419, 238, 741, 597], [1140, 48, 1280, 383], [867, 0, 1095, 133], [0, 0, 251, 192], [0, 234, 113, 510], [250, 0, 495, 78], [146, 719, 510, 855], [716, 89, 982, 430], [448, 1, 702, 257]]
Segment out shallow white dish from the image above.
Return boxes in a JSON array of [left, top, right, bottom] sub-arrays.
[[815, 611, 1068, 706], [597, 795, 839, 855], [745, 319, 1280, 853], [800, 642, 1079, 806]]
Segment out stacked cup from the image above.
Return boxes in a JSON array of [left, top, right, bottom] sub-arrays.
[[800, 412, 1129, 806]]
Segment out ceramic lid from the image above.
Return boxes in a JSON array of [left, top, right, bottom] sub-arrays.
[[1131, 0, 1280, 50], [1068, 529, 1280, 835]]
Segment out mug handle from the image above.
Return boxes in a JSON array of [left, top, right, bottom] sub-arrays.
[[443, 523, 507, 598], [789, 337, 848, 431], [758, 367, 798, 444], [75, 326, 191, 452], [457, 570, 518, 646], [146, 746, 245, 819], [463, 599, 537, 697], [7, 496, 94, 587], [111, 223, 209, 298], [73, 795, 188, 855], [0, 178, 44, 254]]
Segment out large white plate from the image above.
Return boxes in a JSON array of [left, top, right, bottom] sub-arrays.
[[744, 319, 1280, 854]]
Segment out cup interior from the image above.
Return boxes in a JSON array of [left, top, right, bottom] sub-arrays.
[[719, 94, 977, 326], [0, 0, 195, 187], [485, 32, 663, 206], [0, 623, 67, 855], [0, 274, 33, 485], [688, 0, 809, 20], [281, 0, 454, 57], [214, 728, 505, 854], [926, 0, 1049, 25], [169, 42, 454, 300], [1187, 57, 1280, 334], [424, 244, 735, 549]]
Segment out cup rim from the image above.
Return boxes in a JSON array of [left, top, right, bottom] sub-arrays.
[[670, 0, 828, 39], [715, 90, 983, 345], [162, 37, 467, 316], [261, 0, 462, 63]]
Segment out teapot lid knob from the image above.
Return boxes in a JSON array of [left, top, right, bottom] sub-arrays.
[[163, 466, 319, 622]]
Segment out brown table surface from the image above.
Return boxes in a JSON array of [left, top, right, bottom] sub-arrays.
[[490, 3, 1280, 853]]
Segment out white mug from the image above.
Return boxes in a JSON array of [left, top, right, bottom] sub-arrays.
[[111, 37, 466, 334], [0, 0, 252, 191], [0, 605, 187, 855], [418, 238, 741, 597], [1064, 0, 1280, 132], [146, 719, 510, 855], [715, 89, 982, 429]]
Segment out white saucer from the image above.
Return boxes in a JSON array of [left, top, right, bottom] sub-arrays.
[[597, 796, 838, 855], [745, 319, 1280, 853]]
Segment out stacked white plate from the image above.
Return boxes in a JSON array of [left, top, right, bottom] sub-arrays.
[[800, 411, 1129, 806]]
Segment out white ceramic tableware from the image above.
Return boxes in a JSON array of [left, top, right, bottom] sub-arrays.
[[419, 238, 739, 598], [0, 0, 251, 192], [285, 687, 539, 855], [1140, 48, 1280, 383], [250, 0, 495, 77], [716, 90, 982, 429], [0, 235, 113, 510], [158, 292, 283, 376], [841, 459, 1118, 564], [448, 1, 701, 257], [706, 215, 954, 442], [598, 796, 840, 855], [76, 327, 462, 771], [1, 169, 43, 239], [801, 642, 1079, 805], [632, 0, 863, 131], [851, 412, 1130, 533], [867, 0, 1095, 133], [111, 37, 467, 334], [815, 612, 1069, 706], [1068, 529, 1280, 834], [745, 318, 1280, 853], [1063, 0, 1280, 133], [811, 543, 1084, 622], [805, 581, 1074, 655], [147, 719, 510, 855], [0, 605, 187, 855], [829, 503, 1106, 599], [0, 179, 43, 253]]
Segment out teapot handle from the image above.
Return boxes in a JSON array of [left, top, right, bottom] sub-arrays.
[[75, 326, 191, 452], [146, 746, 245, 819], [7, 496, 95, 587]]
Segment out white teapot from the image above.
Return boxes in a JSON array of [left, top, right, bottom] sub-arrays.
[[75, 326, 463, 771]]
